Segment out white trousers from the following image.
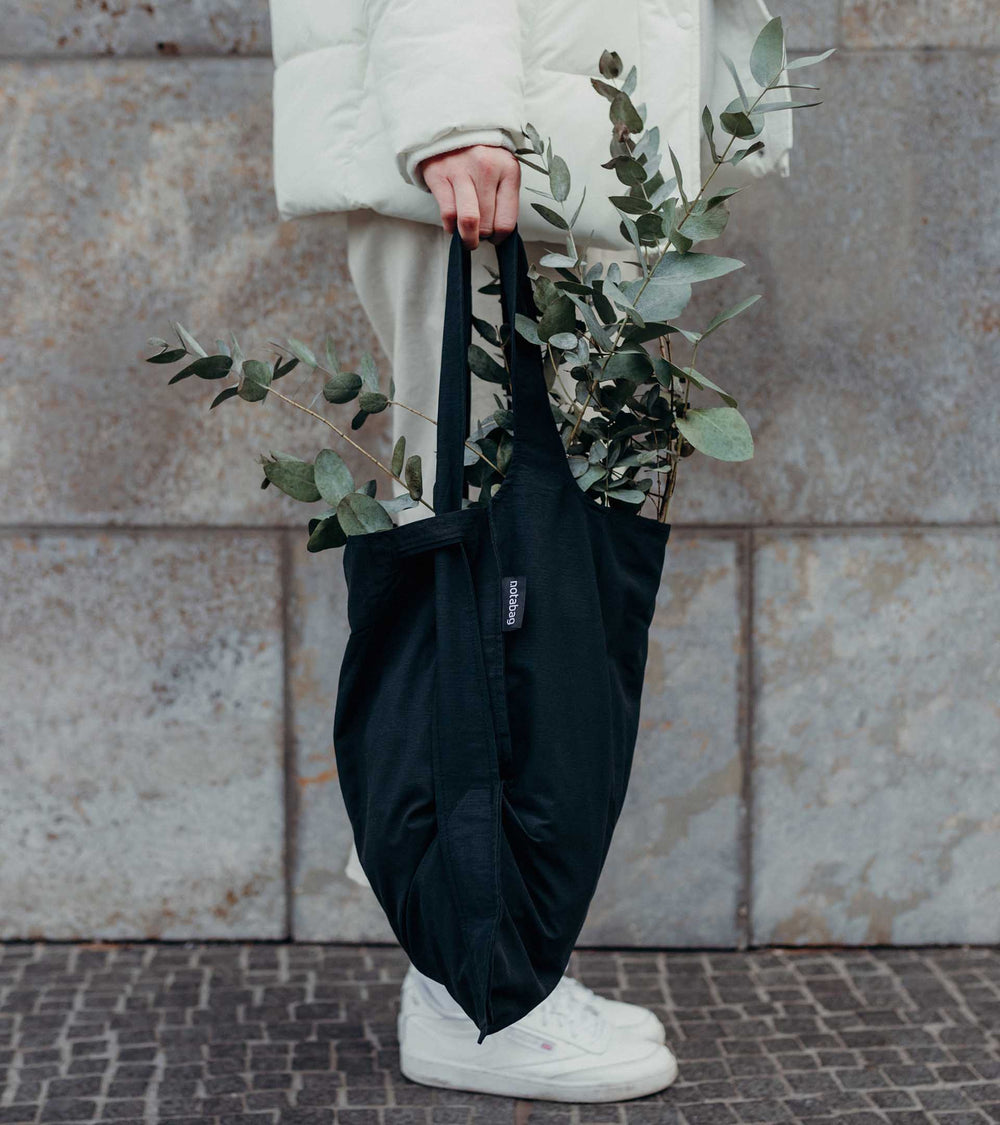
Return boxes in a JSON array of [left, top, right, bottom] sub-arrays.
[[342, 210, 620, 888]]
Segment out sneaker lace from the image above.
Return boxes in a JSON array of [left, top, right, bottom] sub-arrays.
[[557, 974, 598, 1008], [529, 975, 607, 1048]]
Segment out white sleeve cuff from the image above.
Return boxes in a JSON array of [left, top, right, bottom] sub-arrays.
[[404, 129, 520, 191]]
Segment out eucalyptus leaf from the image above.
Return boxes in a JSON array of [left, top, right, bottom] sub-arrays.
[[610, 91, 643, 133], [379, 493, 419, 515], [702, 106, 720, 163], [531, 203, 569, 230], [464, 439, 484, 468], [576, 464, 607, 491], [749, 16, 785, 88], [263, 456, 322, 502], [336, 491, 394, 536], [514, 313, 542, 345], [653, 251, 744, 285], [610, 194, 652, 215], [238, 358, 272, 402], [667, 145, 687, 207], [607, 156, 646, 187], [719, 50, 750, 110], [633, 125, 659, 163], [624, 277, 692, 322], [603, 350, 653, 382], [404, 454, 423, 500], [323, 371, 363, 403], [785, 47, 836, 70], [684, 368, 738, 407], [391, 435, 406, 477], [653, 358, 737, 407], [649, 175, 677, 207], [523, 121, 544, 154], [173, 354, 233, 382], [702, 294, 762, 336], [731, 140, 765, 164], [720, 110, 757, 138], [209, 386, 239, 410], [602, 278, 639, 316], [548, 331, 578, 350], [537, 295, 576, 342], [607, 488, 647, 505], [677, 205, 730, 242], [359, 352, 379, 391], [565, 292, 615, 352], [314, 448, 354, 506], [358, 390, 388, 413], [751, 99, 822, 114], [598, 49, 622, 79], [173, 322, 206, 358], [324, 333, 340, 373], [307, 513, 347, 552], [286, 336, 317, 368], [229, 333, 245, 370], [549, 155, 571, 202], [472, 315, 501, 345], [539, 252, 579, 269], [148, 347, 187, 364], [676, 407, 754, 462], [468, 343, 508, 384]]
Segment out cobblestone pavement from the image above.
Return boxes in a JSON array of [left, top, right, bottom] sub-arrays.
[[1, 944, 999, 1125]]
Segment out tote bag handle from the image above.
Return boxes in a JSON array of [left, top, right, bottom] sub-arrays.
[[433, 228, 570, 514]]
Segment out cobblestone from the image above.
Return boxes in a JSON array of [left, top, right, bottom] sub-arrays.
[[0, 947, 998, 1124]]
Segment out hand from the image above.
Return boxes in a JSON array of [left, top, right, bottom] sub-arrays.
[[419, 145, 521, 250]]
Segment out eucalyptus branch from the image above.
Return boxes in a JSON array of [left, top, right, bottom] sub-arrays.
[[260, 380, 435, 511], [146, 23, 829, 548]]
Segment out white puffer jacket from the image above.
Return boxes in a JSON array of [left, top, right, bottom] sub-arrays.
[[269, 0, 794, 249]]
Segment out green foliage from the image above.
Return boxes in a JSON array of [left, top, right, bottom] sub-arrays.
[[146, 21, 831, 544]]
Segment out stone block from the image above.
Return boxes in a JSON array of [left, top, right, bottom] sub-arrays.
[[581, 533, 745, 946], [0, 60, 385, 527], [668, 50, 999, 524], [752, 530, 1000, 945], [0, 531, 285, 938], [0, 1, 271, 57], [842, 0, 1000, 48], [287, 536, 394, 942], [771, 1, 842, 50]]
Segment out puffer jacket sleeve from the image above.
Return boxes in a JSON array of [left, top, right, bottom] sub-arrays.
[[363, 0, 524, 189]]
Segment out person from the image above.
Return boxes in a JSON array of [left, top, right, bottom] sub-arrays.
[[268, 0, 793, 1103]]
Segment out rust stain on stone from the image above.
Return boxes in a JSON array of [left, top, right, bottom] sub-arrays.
[[211, 875, 268, 920], [770, 906, 835, 945], [299, 764, 337, 788]]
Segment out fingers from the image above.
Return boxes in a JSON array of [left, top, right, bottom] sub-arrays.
[[451, 174, 482, 249], [420, 146, 522, 250], [491, 159, 521, 241]]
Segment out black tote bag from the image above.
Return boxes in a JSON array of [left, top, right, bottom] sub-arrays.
[[333, 227, 671, 1039]]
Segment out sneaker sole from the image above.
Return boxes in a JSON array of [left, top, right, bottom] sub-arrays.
[[400, 1047, 678, 1103]]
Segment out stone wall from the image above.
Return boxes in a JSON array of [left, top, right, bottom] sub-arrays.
[[1, 2, 997, 946]]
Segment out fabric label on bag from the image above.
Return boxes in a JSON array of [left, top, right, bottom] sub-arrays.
[[501, 575, 526, 631]]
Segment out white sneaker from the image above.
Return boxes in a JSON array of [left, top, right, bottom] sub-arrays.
[[398, 965, 678, 1103]]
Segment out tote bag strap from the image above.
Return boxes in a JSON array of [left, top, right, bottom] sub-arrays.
[[433, 227, 571, 514]]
